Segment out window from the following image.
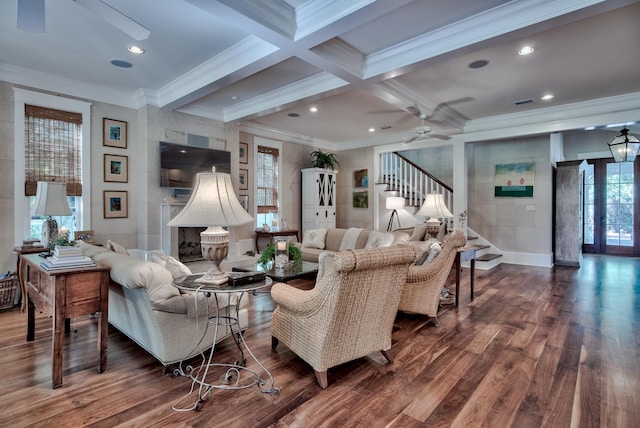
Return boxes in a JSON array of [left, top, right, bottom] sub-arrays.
[[13, 89, 91, 245], [256, 145, 279, 228]]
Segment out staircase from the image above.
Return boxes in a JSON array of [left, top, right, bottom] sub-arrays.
[[379, 152, 502, 270]]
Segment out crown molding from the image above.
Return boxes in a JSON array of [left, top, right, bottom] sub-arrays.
[[296, 0, 374, 40], [239, 121, 335, 150], [0, 63, 138, 108]]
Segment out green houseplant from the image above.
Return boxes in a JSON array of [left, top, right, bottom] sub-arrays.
[[310, 150, 339, 170], [258, 242, 302, 265]]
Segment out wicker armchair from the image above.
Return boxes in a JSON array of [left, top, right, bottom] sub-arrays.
[[270, 245, 419, 389], [398, 229, 467, 326]]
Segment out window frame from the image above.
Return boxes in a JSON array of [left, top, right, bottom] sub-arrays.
[[252, 137, 282, 229], [13, 88, 92, 246]]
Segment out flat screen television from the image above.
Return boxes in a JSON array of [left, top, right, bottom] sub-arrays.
[[160, 141, 231, 188]]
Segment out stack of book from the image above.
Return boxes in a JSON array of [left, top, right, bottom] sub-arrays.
[[41, 246, 96, 271]]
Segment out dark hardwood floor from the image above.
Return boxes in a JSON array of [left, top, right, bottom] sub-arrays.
[[1, 254, 638, 427]]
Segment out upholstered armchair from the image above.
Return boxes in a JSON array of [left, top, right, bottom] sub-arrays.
[[398, 229, 467, 326], [270, 245, 419, 389]]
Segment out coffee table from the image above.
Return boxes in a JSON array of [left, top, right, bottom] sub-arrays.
[[233, 260, 318, 283]]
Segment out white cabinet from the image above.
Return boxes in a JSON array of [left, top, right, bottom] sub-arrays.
[[302, 168, 337, 234]]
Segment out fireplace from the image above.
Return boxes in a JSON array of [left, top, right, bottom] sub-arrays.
[[161, 202, 207, 262], [178, 227, 206, 262]]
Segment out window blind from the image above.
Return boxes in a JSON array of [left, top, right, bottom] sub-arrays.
[[256, 146, 279, 213], [24, 105, 83, 196]]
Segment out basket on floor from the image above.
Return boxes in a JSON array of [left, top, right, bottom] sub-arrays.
[[0, 273, 19, 310]]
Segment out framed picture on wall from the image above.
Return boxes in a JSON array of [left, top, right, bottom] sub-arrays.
[[239, 195, 249, 211], [239, 142, 248, 164], [73, 230, 96, 243], [104, 190, 128, 218], [103, 118, 127, 148], [239, 168, 248, 190], [104, 154, 128, 183]]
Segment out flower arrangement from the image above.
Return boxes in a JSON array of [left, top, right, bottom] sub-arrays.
[[258, 241, 302, 265]]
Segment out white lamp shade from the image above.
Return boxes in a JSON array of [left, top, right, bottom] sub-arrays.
[[385, 196, 405, 210], [31, 182, 71, 216], [415, 193, 453, 219], [167, 168, 253, 227]]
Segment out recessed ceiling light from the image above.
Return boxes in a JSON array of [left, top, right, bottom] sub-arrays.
[[368, 128, 375, 133], [541, 94, 554, 100], [518, 46, 534, 55], [231, 96, 237, 100], [584, 126, 596, 131], [110, 59, 133, 68], [128, 45, 144, 54], [468, 59, 489, 69], [288, 113, 300, 118], [309, 107, 318, 113]]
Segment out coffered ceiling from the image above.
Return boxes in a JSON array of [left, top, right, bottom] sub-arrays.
[[1, 0, 639, 149]]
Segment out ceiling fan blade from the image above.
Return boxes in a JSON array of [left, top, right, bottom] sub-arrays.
[[73, 0, 150, 40], [404, 135, 419, 144], [17, 0, 45, 33]]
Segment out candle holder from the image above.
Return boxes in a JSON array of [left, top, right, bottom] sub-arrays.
[[274, 239, 288, 269]]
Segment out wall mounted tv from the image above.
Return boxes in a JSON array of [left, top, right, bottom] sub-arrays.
[[160, 141, 231, 189]]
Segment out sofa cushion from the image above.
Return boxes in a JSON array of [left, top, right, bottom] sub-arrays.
[[302, 228, 327, 249], [364, 231, 395, 248], [392, 231, 411, 245], [107, 239, 129, 255], [414, 239, 440, 265], [149, 250, 192, 279]]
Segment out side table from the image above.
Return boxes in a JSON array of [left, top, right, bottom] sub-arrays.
[[255, 229, 299, 253], [21, 253, 110, 388], [14, 245, 47, 311], [172, 274, 279, 411], [455, 247, 477, 306]]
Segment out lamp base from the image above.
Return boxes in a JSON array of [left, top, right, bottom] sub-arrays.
[[41, 217, 59, 250], [196, 226, 229, 285], [425, 218, 442, 236]]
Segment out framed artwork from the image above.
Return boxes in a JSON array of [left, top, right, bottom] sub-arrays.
[[239, 168, 248, 190], [239, 142, 248, 164], [352, 190, 368, 208], [73, 230, 96, 243], [353, 169, 368, 188], [239, 195, 249, 211], [104, 190, 128, 218], [103, 118, 127, 148], [494, 162, 535, 197], [104, 154, 128, 183]]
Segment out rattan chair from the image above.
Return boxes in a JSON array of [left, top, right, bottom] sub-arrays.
[[398, 229, 467, 326], [270, 245, 419, 389]]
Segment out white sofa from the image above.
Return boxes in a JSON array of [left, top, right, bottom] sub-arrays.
[[78, 242, 249, 367]]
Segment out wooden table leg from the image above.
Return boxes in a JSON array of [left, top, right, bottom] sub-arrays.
[[97, 275, 109, 373], [52, 277, 66, 388], [455, 252, 461, 307], [470, 258, 476, 301], [27, 294, 35, 341]]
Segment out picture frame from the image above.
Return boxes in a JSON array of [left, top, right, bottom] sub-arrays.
[[239, 168, 248, 190], [73, 230, 96, 243], [352, 190, 368, 208], [104, 154, 128, 183], [239, 142, 248, 164], [494, 162, 535, 197], [104, 190, 128, 218], [353, 168, 368, 188], [103, 118, 127, 148], [239, 194, 249, 211]]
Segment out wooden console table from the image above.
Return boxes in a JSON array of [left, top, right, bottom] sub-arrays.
[[20, 254, 110, 388], [255, 229, 299, 253]]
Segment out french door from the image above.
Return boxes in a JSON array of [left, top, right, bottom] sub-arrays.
[[583, 158, 640, 256]]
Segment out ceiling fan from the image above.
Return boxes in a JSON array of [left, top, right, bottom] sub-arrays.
[[404, 113, 451, 143], [17, 0, 150, 40]]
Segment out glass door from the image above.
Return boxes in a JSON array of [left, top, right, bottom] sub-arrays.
[[584, 158, 639, 255]]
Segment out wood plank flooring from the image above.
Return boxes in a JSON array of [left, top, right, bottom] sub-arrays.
[[0, 254, 638, 427]]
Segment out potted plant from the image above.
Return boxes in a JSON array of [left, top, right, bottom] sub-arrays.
[[258, 242, 302, 266], [310, 149, 339, 170]]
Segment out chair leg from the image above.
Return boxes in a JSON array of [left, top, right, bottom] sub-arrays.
[[380, 349, 393, 364], [430, 316, 440, 327], [271, 336, 279, 350], [315, 370, 328, 389]]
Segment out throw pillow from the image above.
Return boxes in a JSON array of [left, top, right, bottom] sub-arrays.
[[423, 243, 442, 265], [164, 256, 193, 279], [107, 239, 128, 255], [415, 239, 441, 265], [392, 231, 411, 245], [150, 250, 168, 268], [364, 231, 395, 249], [302, 228, 327, 249], [410, 223, 429, 241]]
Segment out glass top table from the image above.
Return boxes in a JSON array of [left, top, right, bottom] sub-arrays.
[[232, 260, 319, 282]]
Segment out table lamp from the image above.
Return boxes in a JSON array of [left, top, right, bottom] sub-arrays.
[[31, 182, 71, 253], [415, 193, 453, 236], [385, 196, 405, 231], [168, 167, 253, 285]]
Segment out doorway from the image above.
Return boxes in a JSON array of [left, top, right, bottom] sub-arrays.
[[583, 158, 640, 255]]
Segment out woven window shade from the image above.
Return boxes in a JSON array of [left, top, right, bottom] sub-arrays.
[[24, 105, 83, 196], [256, 146, 279, 214]]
